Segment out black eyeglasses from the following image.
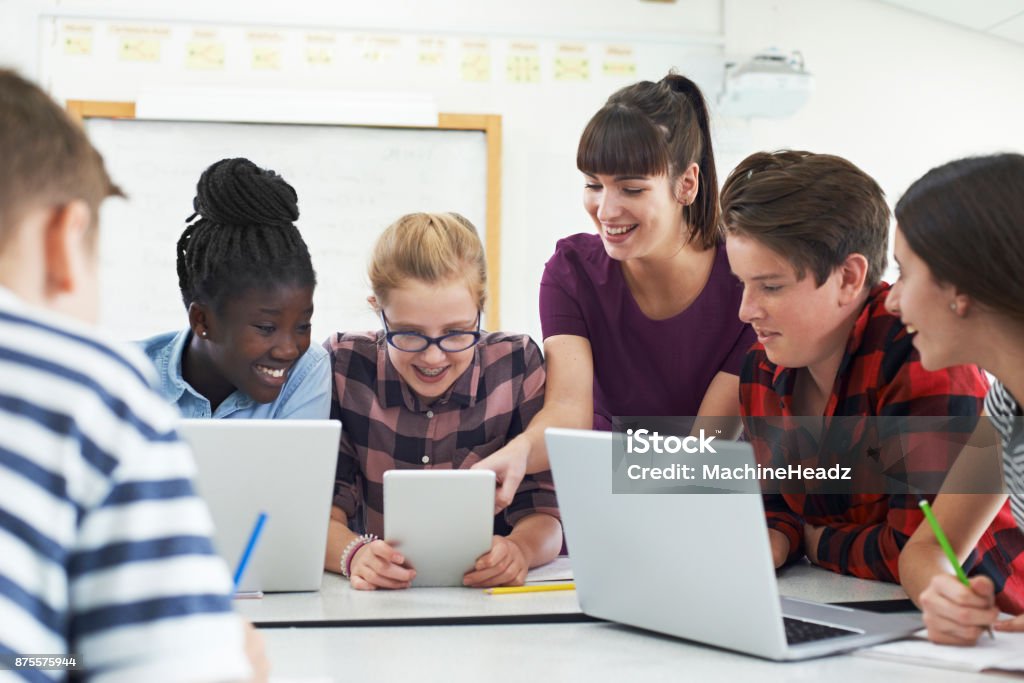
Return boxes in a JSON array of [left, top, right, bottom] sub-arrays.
[[381, 311, 481, 353]]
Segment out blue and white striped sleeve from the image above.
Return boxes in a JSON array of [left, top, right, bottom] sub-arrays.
[[0, 307, 251, 682]]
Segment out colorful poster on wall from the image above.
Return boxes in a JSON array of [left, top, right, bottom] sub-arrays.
[[187, 29, 225, 70], [461, 40, 491, 82], [418, 37, 446, 66], [357, 34, 401, 63], [306, 33, 336, 66], [554, 43, 589, 81], [603, 45, 637, 77], [62, 23, 94, 56], [111, 25, 169, 63], [248, 30, 285, 70], [506, 42, 541, 83]]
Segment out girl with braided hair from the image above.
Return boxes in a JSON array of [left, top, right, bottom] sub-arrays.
[[141, 157, 331, 419]]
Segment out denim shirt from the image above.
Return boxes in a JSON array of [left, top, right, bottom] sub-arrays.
[[140, 328, 332, 419]]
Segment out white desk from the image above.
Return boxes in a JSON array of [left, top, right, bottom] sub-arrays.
[[242, 559, 906, 626], [237, 572, 582, 625], [253, 563, 945, 682], [776, 560, 908, 603], [263, 621, 983, 683]]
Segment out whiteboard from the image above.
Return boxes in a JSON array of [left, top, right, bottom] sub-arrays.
[[85, 117, 489, 344]]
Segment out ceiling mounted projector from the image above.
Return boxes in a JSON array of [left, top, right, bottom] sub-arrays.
[[718, 49, 814, 119]]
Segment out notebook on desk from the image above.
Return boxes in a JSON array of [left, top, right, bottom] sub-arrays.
[[546, 428, 922, 661], [858, 628, 1024, 674], [180, 419, 340, 593]]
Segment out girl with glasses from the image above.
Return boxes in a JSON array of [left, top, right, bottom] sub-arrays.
[[323, 212, 562, 590]]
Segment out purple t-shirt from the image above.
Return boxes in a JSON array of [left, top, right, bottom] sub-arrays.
[[539, 233, 755, 429]]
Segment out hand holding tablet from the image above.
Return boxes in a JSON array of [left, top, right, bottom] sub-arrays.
[[383, 470, 496, 587]]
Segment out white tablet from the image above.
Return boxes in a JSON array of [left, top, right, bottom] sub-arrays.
[[383, 469, 496, 587]]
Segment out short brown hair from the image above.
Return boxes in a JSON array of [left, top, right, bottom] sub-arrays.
[[0, 70, 121, 248], [720, 150, 890, 287], [576, 72, 720, 250], [369, 212, 487, 310], [897, 153, 1024, 323]]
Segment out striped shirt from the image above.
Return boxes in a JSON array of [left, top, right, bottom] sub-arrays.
[[741, 283, 1024, 609], [324, 330, 559, 538], [986, 380, 1024, 528], [0, 288, 248, 682]]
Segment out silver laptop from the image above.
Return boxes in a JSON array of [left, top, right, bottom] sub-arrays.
[[546, 428, 921, 661], [179, 419, 340, 593]]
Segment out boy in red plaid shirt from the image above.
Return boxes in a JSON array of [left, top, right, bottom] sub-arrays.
[[721, 151, 1024, 610]]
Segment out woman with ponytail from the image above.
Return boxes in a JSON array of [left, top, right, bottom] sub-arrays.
[[141, 157, 331, 419], [474, 73, 755, 508]]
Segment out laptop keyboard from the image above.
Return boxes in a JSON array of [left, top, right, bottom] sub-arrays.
[[783, 617, 859, 645]]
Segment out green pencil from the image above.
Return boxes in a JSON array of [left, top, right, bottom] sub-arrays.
[[918, 499, 994, 639]]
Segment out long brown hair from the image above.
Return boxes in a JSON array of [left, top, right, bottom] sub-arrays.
[[576, 72, 720, 250], [896, 153, 1024, 322]]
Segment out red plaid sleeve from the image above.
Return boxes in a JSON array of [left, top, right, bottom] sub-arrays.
[[810, 357, 988, 581], [765, 494, 805, 564]]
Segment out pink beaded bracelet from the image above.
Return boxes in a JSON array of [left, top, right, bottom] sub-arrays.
[[340, 534, 378, 579]]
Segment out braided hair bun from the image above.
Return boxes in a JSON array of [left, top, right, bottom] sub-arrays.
[[192, 157, 298, 227], [176, 157, 315, 311]]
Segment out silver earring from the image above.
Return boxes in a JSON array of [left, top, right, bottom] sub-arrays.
[[201, 330, 208, 337], [949, 302, 957, 312]]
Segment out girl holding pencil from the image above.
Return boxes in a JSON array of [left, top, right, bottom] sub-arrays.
[[889, 153, 1024, 644]]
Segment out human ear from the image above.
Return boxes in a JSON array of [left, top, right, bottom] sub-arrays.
[[951, 291, 972, 317], [836, 253, 869, 305], [367, 295, 380, 313], [674, 162, 700, 205], [188, 301, 213, 340], [43, 200, 92, 298]]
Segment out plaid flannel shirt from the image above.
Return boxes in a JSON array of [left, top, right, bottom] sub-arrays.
[[741, 284, 1024, 610], [325, 330, 558, 538]]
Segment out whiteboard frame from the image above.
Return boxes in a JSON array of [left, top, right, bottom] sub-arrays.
[[66, 100, 504, 328]]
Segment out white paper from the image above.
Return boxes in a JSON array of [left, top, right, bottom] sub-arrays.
[[857, 629, 1024, 673], [525, 556, 573, 583]]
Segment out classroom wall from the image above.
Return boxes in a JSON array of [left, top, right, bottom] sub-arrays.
[[3, 0, 724, 340], [720, 0, 1024, 233], [2, 0, 1024, 342]]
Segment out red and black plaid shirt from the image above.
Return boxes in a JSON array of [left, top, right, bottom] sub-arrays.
[[741, 284, 1024, 610]]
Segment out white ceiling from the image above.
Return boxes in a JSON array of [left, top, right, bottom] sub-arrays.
[[878, 0, 1024, 45]]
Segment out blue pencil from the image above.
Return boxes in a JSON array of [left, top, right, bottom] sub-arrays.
[[233, 511, 268, 591]]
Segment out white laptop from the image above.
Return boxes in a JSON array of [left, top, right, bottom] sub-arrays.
[[179, 419, 340, 593], [383, 470, 495, 587], [546, 428, 921, 661]]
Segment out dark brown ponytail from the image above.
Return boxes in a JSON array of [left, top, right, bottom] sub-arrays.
[[662, 73, 719, 249], [576, 71, 720, 250]]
